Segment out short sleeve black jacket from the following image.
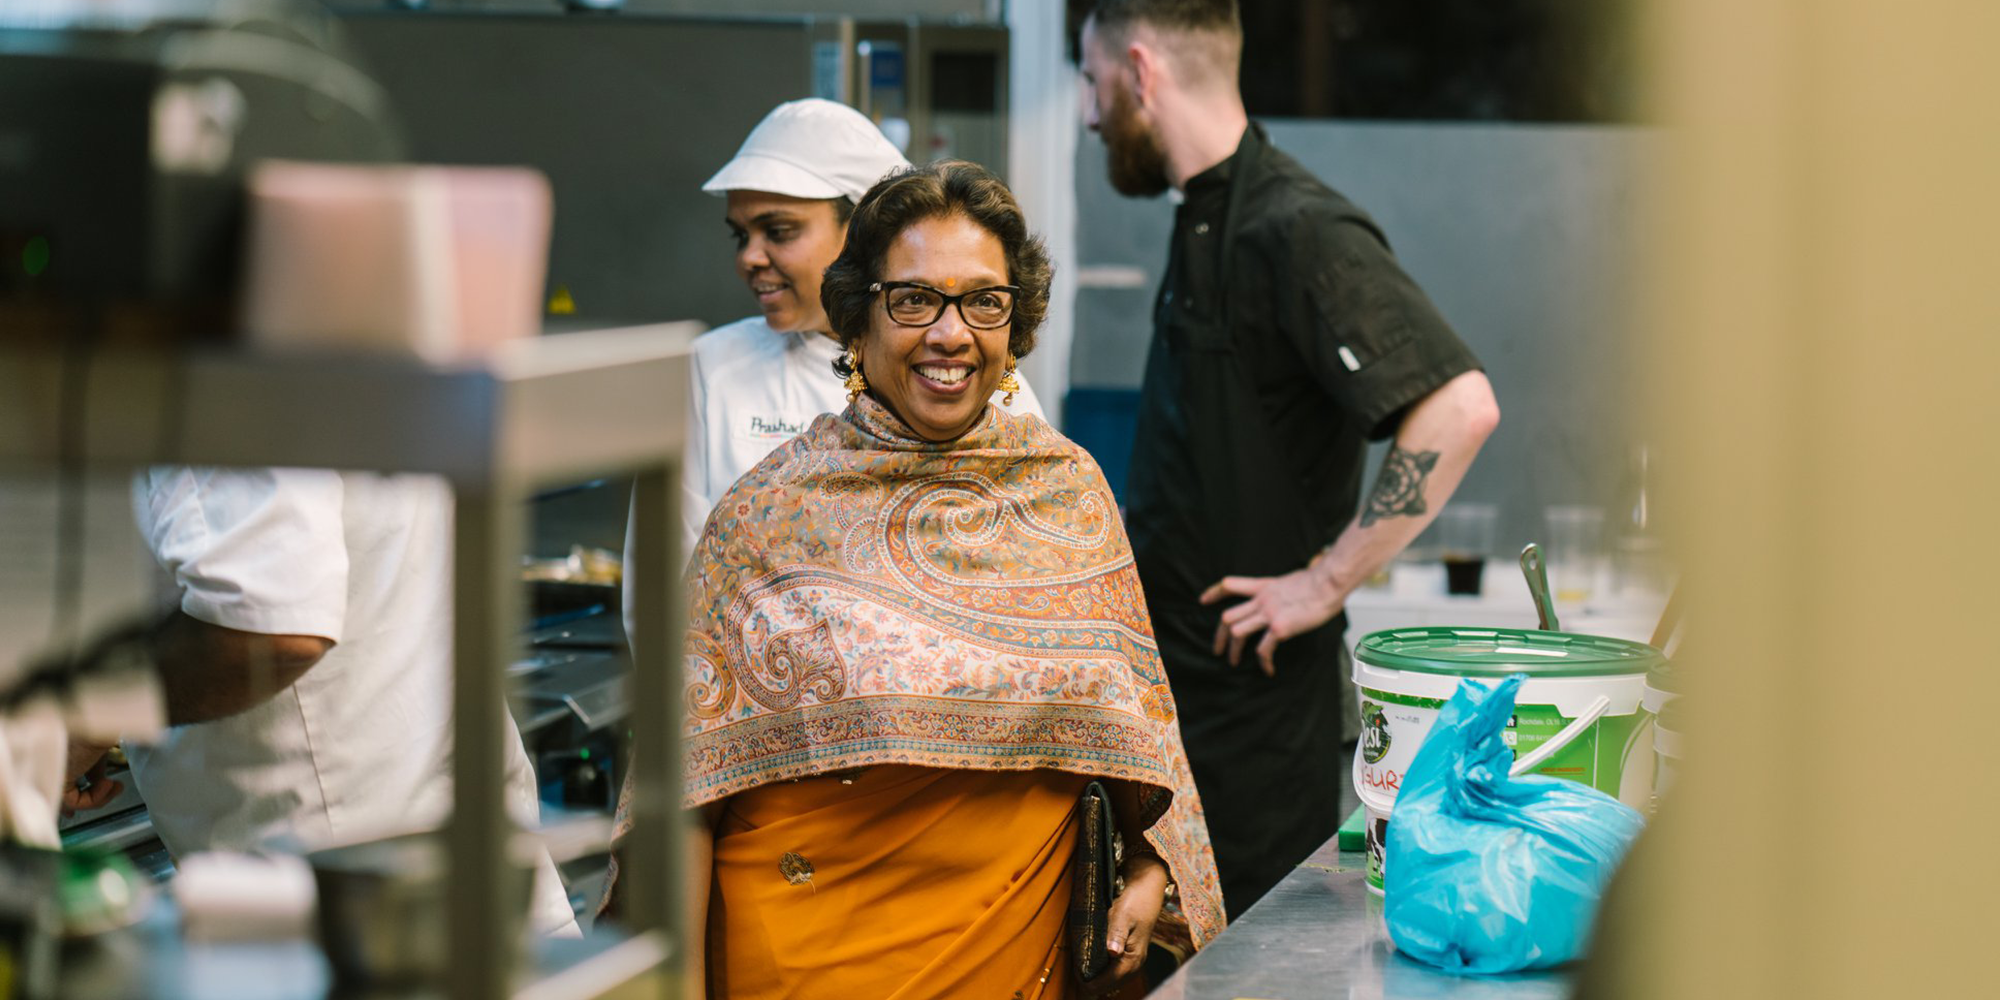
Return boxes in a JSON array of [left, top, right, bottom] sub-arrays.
[[1126, 124, 1482, 619]]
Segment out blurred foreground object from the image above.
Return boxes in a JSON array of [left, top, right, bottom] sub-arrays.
[[1624, 0, 2000, 997], [0, 625, 165, 850], [0, 707, 64, 849], [57, 848, 155, 938], [0, 0, 401, 347], [0, 845, 60, 1000], [240, 161, 551, 360], [173, 851, 313, 942], [1384, 674, 1642, 974], [311, 829, 534, 992]]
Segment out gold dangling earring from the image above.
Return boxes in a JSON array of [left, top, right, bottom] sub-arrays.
[[997, 355, 1021, 407], [841, 350, 868, 403]]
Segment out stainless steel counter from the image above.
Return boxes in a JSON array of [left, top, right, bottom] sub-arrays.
[[1153, 841, 1573, 1000]]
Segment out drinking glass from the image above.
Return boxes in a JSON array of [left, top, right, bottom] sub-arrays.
[[1543, 505, 1605, 604], [1437, 502, 1498, 595]]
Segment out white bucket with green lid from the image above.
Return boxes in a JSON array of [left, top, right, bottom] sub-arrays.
[[1642, 657, 1683, 715], [1352, 626, 1661, 895], [1653, 700, 1686, 801], [1641, 658, 1685, 814]]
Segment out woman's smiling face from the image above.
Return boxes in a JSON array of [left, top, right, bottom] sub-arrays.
[[725, 189, 846, 334], [857, 213, 1013, 442]]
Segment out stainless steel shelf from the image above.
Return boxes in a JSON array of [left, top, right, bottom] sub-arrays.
[[7, 324, 699, 1000], [0, 323, 701, 489]]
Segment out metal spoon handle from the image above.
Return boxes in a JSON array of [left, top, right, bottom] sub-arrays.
[[1521, 542, 1561, 632]]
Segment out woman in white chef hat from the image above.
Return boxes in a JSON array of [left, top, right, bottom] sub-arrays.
[[679, 98, 1046, 550]]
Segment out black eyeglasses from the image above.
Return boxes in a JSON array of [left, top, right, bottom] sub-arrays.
[[870, 281, 1019, 330]]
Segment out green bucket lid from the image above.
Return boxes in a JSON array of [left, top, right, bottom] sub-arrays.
[[1355, 626, 1665, 677]]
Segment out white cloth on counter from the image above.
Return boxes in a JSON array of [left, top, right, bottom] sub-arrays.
[[126, 467, 578, 936], [676, 315, 1048, 555], [174, 851, 315, 942]]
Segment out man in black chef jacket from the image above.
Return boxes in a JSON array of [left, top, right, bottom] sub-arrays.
[[1077, 0, 1501, 917]]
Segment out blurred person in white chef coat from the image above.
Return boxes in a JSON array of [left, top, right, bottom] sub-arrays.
[[675, 98, 1048, 554], [63, 466, 577, 936]]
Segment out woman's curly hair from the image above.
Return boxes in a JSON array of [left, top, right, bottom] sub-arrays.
[[820, 159, 1053, 360]]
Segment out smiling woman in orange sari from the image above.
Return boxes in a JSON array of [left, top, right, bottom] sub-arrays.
[[616, 160, 1223, 999]]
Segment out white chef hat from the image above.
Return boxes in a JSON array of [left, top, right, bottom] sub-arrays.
[[702, 99, 912, 204]]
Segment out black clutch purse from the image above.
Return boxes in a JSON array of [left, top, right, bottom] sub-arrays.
[[1069, 781, 1118, 982]]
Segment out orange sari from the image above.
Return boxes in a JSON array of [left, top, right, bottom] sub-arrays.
[[708, 765, 1085, 1000], [609, 396, 1224, 992]]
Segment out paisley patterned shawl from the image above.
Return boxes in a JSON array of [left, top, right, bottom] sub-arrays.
[[681, 394, 1224, 945]]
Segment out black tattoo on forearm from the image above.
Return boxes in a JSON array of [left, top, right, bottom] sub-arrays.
[[1359, 446, 1441, 527]]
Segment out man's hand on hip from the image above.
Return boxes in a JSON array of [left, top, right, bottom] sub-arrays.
[[1200, 560, 1345, 676], [1197, 371, 1502, 677]]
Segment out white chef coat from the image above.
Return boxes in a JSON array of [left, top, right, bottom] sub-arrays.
[[126, 467, 577, 935], [678, 315, 1047, 552]]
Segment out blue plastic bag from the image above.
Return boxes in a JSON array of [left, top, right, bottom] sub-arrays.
[[1383, 674, 1645, 974]]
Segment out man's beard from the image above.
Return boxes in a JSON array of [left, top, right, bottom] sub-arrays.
[[1102, 85, 1170, 198]]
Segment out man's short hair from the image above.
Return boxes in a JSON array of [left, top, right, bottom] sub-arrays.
[[1085, 0, 1239, 40], [1076, 0, 1242, 80]]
